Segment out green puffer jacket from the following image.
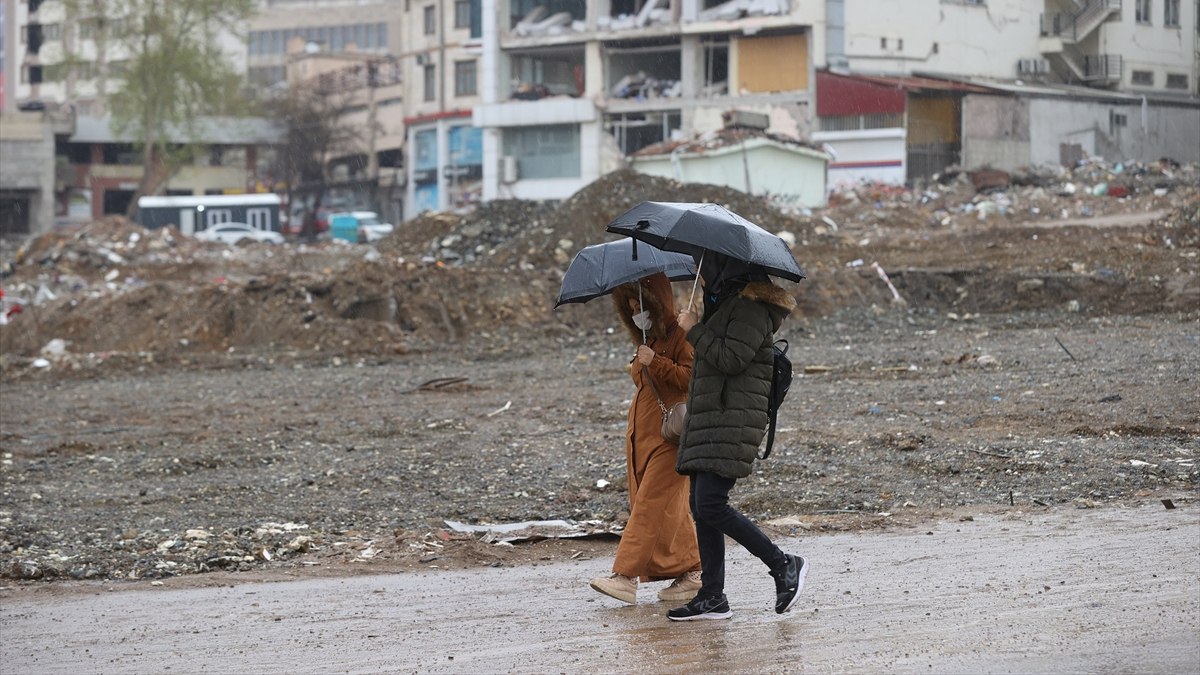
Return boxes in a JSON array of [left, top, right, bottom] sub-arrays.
[[676, 281, 796, 478]]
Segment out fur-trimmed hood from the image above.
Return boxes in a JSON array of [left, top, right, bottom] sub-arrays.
[[739, 281, 796, 332], [611, 272, 679, 344]]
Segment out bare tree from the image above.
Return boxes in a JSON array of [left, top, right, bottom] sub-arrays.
[[63, 0, 256, 218], [263, 80, 366, 236]]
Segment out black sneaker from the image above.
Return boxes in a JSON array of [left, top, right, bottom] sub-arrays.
[[667, 593, 733, 621], [770, 554, 808, 614]]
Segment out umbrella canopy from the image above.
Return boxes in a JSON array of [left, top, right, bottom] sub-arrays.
[[605, 201, 805, 282], [554, 238, 697, 308]]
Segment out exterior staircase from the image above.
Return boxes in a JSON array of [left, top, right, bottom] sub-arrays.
[[1038, 0, 1123, 87]]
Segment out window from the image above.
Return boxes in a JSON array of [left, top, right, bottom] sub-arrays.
[[1131, 70, 1154, 85], [1165, 73, 1188, 89], [423, 64, 436, 101], [42, 23, 61, 40], [1164, 0, 1180, 26], [1109, 110, 1128, 135], [1135, 0, 1151, 23], [424, 5, 436, 35], [502, 124, 581, 179], [43, 62, 66, 81], [819, 112, 904, 131], [455, 0, 472, 28], [454, 60, 477, 96]]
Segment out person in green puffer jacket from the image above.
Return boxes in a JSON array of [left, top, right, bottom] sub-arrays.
[[666, 253, 811, 622]]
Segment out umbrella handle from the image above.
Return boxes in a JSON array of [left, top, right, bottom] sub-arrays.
[[638, 283, 646, 344], [687, 252, 704, 312]]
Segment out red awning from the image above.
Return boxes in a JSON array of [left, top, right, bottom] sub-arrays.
[[816, 71, 995, 116]]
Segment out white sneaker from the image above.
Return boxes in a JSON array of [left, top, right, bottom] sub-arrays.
[[590, 573, 638, 604], [658, 570, 702, 602]]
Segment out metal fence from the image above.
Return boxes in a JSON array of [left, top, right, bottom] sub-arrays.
[[906, 143, 960, 184]]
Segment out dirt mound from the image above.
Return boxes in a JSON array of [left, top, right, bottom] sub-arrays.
[[378, 169, 816, 271], [2, 164, 1198, 376]]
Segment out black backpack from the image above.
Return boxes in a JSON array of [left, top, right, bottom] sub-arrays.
[[760, 339, 793, 460]]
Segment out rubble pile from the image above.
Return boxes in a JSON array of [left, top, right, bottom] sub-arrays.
[[383, 169, 816, 272], [1, 160, 1196, 374], [822, 159, 1199, 234], [6, 521, 331, 580]]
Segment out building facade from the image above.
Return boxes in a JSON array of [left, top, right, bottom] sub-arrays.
[[817, 0, 1199, 184], [402, 0, 485, 219], [1, 0, 274, 235], [472, 0, 824, 206], [246, 0, 403, 95]]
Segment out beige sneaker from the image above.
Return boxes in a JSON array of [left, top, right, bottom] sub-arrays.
[[590, 573, 638, 604], [658, 570, 703, 602]]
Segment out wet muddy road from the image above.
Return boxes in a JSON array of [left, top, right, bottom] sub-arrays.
[[3, 505, 1197, 674]]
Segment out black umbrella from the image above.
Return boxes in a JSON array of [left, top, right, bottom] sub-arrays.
[[554, 238, 697, 308], [605, 201, 805, 283]]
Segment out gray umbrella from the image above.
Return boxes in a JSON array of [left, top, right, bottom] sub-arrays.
[[605, 201, 805, 282], [554, 238, 697, 309]]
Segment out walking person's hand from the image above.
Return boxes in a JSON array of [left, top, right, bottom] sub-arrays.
[[636, 344, 655, 366], [677, 309, 698, 332]]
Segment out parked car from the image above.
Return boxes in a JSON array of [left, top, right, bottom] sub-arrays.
[[356, 213, 395, 244], [329, 211, 393, 244], [194, 223, 285, 246], [283, 204, 330, 238]]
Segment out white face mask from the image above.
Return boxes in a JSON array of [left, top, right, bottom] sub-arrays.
[[631, 310, 652, 331]]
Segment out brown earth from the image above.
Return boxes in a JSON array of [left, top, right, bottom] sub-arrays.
[[0, 166, 1197, 587]]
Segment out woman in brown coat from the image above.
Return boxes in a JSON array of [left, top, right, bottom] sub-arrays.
[[589, 272, 702, 604]]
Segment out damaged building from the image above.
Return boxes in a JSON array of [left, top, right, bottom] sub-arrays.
[[472, 0, 819, 203]]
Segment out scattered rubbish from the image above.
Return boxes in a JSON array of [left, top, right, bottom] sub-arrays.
[[1128, 459, 1157, 468], [1098, 394, 1122, 403], [443, 519, 621, 544], [969, 168, 1010, 193], [1054, 336, 1078, 361], [414, 376, 470, 392], [1162, 499, 1176, 510], [40, 339, 68, 357], [943, 353, 999, 367], [595, 479, 610, 489], [486, 401, 512, 417], [870, 262, 904, 304]]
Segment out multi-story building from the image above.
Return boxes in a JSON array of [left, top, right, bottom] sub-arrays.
[[247, 0, 402, 95], [0, 0, 279, 235], [817, 0, 1199, 185], [825, 0, 1197, 96], [7, 0, 248, 116], [283, 49, 406, 224], [472, 0, 823, 205], [402, 0, 485, 218]]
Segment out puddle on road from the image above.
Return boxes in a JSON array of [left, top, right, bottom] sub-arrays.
[[2, 506, 1197, 673]]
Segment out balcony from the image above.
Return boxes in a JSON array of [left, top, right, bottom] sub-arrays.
[[1082, 54, 1122, 84], [1039, 0, 1123, 88], [1040, 0, 1121, 42], [473, 96, 596, 128]]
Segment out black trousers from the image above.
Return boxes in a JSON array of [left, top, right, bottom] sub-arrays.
[[689, 470, 786, 599]]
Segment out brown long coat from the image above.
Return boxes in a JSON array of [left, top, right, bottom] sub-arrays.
[[610, 274, 700, 580]]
